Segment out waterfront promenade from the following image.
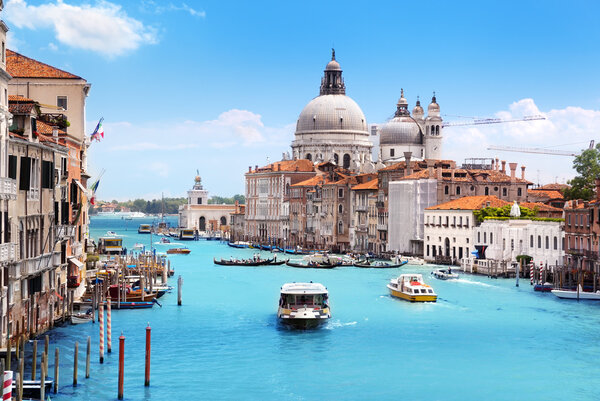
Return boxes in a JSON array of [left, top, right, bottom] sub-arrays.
[[37, 216, 600, 400]]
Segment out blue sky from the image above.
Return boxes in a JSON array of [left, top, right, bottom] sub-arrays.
[[4, 0, 600, 200]]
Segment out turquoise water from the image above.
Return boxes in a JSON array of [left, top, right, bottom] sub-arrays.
[[37, 216, 600, 400]]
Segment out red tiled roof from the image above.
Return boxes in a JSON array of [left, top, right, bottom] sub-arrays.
[[250, 159, 314, 174], [520, 202, 563, 212], [9, 103, 35, 114], [398, 168, 532, 184], [539, 183, 569, 191], [352, 178, 378, 190], [7, 49, 81, 79], [8, 95, 33, 102], [36, 120, 65, 135], [528, 189, 564, 200], [426, 195, 511, 211], [293, 176, 328, 187]]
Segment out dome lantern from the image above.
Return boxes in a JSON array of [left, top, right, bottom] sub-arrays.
[[320, 48, 345, 95]]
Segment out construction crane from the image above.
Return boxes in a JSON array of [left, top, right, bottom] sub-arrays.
[[488, 140, 595, 157], [442, 114, 546, 127]]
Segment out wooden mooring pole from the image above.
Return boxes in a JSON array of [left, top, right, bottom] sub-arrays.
[[177, 275, 183, 306], [54, 347, 59, 394], [145, 324, 151, 386], [31, 340, 37, 381], [73, 342, 78, 387], [86, 336, 91, 378], [118, 333, 125, 400]]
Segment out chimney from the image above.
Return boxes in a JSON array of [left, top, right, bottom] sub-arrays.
[[404, 152, 412, 177], [596, 178, 600, 201], [52, 128, 58, 140], [235, 200, 239, 212], [248, 166, 252, 173], [427, 160, 435, 177], [501, 160, 506, 174], [495, 158, 500, 171], [509, 163, 517, 182], [436, 166, 442, 180], [255, 165, 258, 172], [521, 165, 526, 180], [491, 159, 495, 170]]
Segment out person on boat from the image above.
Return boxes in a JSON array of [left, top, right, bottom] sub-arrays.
[[448, 267, 452, 274]]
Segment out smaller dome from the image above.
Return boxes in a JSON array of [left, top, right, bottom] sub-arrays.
[[428, 93, 440, 114], [326, 59, 341, 71], [397, 88, 408, 107], [379, 116, 423, 145], [413, 98, 424, 118]]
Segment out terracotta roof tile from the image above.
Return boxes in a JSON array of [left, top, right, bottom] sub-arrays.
[[352, 178, 378, 190], [36, 120, 65, 135], [426, 195, 511, 211], [398, 168, 532, 184], [539, 183, 569, 191], [250, 159, 314, 174], [520, 202, 563, 212], [8, 95, 33, 102], [7, 49, 81, 79], [9, 103, 35, 114], [528, 189, 564, 200], [292, 176, 328, 187]]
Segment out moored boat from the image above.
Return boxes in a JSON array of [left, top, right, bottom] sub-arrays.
[[431, 268, 459, 280], [285, 260, 338, 269], [353, 260, 408, 268], [534, 282, 554, 292], [167, 247, 191, 255], [133, 243, 144, 251], [227, 241, 250, 248], [387, 274, 437, 302], [277, 282, 331, 329], [214, 257, 273, 266], [71, 308, 93, 324], [138, 224, 151, 234], [160, 237, 171, 244], [551, 285, 600, 300], [179, 229, 196, 240]]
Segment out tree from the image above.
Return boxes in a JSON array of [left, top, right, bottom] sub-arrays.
[[563, 144, 600, 201]]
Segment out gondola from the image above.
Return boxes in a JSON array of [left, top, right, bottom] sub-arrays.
[[213, 258, 273, 266], [353, 260, 408, 268], [284, 248, 311, 255], [267, 259, 288, 265], [285, 261, 338, 269], [227, 242, 248, 249]]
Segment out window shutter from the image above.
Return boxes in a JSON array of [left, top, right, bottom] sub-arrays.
[[8, 155, 17, 179], [19, 156, 31, 191]]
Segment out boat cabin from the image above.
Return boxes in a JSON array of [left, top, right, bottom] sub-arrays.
[[279, 283, 329, 309], [138, 224, 151, 234], [98, 237, 124, 255], [179, 229, 195, 240]]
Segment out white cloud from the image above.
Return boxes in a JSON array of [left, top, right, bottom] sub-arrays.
[[5, 0, 158, 56], [141, 1, 206, 18], [6, 31, 22, 51], [444, 98, 600, 185]]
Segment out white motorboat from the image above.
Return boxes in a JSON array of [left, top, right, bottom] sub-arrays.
[[106, 231, 117, 236], [551, 285, 600, 300], [395, 255, 425, 265], [432, 268, 459, 280], [133, 243, 144, 251], [277, 282, 331, 329], [71, 309, 93, 324]]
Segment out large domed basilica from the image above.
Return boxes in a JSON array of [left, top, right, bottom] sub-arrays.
[[291, 50, 373, 171]]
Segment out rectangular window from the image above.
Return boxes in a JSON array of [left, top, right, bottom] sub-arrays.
[[19, 156, 31, 191], [390, 148, 395, 157], [57, 96, 68, 111], [41, 160, 54, 189], [338, 188, 344, 198], [8, 155, 17, 179]]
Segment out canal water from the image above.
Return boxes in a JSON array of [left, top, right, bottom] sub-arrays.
[[39, 215, 600, 400]]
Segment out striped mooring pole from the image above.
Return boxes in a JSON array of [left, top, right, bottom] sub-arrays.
[[2, 370, 12, 401], [99, 303, 105, 363], [107, 297, 112, 353]]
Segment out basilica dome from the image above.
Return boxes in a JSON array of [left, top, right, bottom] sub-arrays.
[[296, 94, 368, 134], [379, 89, 423, 145]]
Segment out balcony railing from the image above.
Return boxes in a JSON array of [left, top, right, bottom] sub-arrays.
[[377, 223, 388, 231], [71, 242, 83, 257], [355, 204, 368, 212], [0, 242, 16, 263], [584, 250, 598, 260], [55, 225, 76, 240], [0, 178, 17, 200], [20, 252, 58, 276]]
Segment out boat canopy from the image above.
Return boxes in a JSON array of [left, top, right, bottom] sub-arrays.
[[280, 282, 328, 295]]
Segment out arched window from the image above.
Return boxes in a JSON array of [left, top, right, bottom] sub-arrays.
[[286, 183, 290, 195], [456, 186, 461, 195], [343, 154, 351, 169], [553, 236, 558, 250], [484, 232, 487, 243], [338, 204, 343, 214], [306, 153, 312, 161], [220, 216, 227, 226], [538, 235, 541, 248], [436, 125, 440, 135], [530, 235, 533, 247], [502, 188, 507, 197], [485, 187, 489, 196], [338, 221, 344, 234], [490, 233, 493, 244], [199, 216, 206, 231], [545, 236, 549, 249], [444, 185, 449, 195], [334, 154, 339, 165]]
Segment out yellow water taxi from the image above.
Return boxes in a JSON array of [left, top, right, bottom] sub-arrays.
[[387, 274, 437, 302]]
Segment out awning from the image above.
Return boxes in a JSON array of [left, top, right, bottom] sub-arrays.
[[68, 257, 84, 269], [74, 179, 87, 194]]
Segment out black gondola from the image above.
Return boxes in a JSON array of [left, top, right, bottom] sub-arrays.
[[353, 260, 408, 268], [213, 258, 273, 266], [285, 261, 338, 269]]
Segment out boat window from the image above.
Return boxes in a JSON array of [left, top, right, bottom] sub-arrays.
[[428, 289, 433, 293], [420, 289, 427, 294]]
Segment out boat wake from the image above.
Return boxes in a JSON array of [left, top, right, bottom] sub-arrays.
[[453, 278, 495, 288], [326, 320, 357, 330]]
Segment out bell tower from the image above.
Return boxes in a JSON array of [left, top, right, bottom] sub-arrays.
[[425, 92, 443, 160]]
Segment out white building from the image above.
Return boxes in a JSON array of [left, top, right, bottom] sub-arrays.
[[178, 175, 236, 232], [424, 196, 509, 263], [474, 219, 564, 268], [388, 179, 437, 255]]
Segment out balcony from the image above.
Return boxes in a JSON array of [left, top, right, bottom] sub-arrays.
[[584, 250, 598, 260], [376, 201, 384, 208], [55, 225, 76, 240], [0, 242, 16, 263], [0, 178, 16, 200], [355, 204, 368, 212], [377, 223, 388, 231], [71, 242, 83, 257], [356, 224, 368, 233], [20, 252, 59, 277]]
